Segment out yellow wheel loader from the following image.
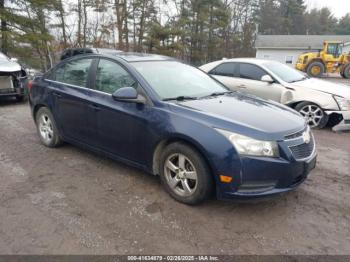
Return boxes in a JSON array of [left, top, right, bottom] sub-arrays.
[[296, 41, 350, 79]]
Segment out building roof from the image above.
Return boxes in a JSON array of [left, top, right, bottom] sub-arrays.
[[255, 35, 350, 50]]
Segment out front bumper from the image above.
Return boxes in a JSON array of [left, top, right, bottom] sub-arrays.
[[216, 129, 317, 200], [0, 75, 27, 98], [328, 110, 350, 132], [217, 154, 316, 200]]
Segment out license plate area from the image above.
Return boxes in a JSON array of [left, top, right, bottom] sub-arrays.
[[0, 76, 14, 90]]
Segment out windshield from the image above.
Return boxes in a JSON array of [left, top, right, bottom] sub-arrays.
[[132, 61, 228, 100], [263, 61, 307, 83]]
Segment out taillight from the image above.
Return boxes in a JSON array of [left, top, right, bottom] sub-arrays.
[[27, 80, 33, 92]]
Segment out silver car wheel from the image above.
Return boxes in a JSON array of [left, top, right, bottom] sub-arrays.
[[164, 153, 198, 197], [299, 105, 324, 128], [38, 114, 54, 144]]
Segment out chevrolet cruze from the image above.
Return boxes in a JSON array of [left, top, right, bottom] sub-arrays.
[[28, 52, 317, 205]]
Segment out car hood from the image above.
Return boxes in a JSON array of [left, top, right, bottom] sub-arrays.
[[171, 93, 305, 141], [0, 59, 21, 72], [289, 78, 350, 99]]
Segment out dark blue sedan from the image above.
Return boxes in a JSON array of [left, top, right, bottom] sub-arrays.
[[28, 52, 317, 205]]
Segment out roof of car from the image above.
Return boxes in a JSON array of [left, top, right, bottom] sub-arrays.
[[61, 48, 174, 62], [221, 58, 269, 64], [200, 58, 270, 72], [113, 52, 175, 62]]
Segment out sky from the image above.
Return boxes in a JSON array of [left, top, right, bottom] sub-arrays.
[[305, 0, 350, 18]]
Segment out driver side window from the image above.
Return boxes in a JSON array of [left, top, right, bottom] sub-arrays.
[[239, 63, 267, 81], [94, 59, 136, 94]]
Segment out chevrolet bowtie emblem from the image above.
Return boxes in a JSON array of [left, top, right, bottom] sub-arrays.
[[303, 131, 311, 144]]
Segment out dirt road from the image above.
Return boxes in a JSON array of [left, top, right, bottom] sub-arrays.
[[0, 101, 349, 255]]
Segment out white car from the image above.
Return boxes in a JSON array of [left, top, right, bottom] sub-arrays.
[[200, 58, 350, 130], [0, 52, 28, 101]]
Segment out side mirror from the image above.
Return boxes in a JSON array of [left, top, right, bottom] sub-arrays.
[[261, 75, 274, 84], [112, 87, 146, 104], [10, 57, 18, 63]]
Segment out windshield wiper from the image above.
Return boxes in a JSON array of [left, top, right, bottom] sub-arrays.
[[200, 91, 233, 99], [163, 96, 198, 101]]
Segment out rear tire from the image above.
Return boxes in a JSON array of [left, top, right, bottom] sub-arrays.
[[306, 62, 325, 78], [343, 64, 350, 79], [35, 107, 63, 148], [295, 102, 329, 129], [159, 142, 213, 205]]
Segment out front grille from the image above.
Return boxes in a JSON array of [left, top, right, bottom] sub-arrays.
[[345, 120, 350, 124], [285, 127, 307, 140], [289, 137, 315, 160]]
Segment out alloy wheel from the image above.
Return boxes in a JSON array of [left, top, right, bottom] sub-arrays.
[[299, 105, 324, 128], [164, 153, 198, 197], [38, 114, 54, 144]]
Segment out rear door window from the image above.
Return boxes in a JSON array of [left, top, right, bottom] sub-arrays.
[[239, 63, 266, 81], [49, 58, 93, 87], [93, 59, 136, 94], [210, 63, 236, 77], [63, 59, 93, 87]]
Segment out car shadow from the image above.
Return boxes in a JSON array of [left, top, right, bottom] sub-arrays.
[[0, 97, 28, 107], [54, 142, 292, 213]]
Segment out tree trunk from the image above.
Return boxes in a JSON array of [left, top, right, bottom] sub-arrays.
[[0, 0, 8, 54], [77, 0, 82, 47], [208, 4, 214, 62], [132, 0, 136, 50], [58, 0, 67, 48], [123, 0, 129, 51], [83, 0, 88, 47], [137, 0, 147, 51], [115, 0, 124, 50]]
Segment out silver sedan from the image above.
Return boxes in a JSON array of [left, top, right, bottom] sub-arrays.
[[200, 58, 350, 130]]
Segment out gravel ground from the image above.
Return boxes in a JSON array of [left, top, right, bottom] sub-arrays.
[[0, 93, 349, 255]]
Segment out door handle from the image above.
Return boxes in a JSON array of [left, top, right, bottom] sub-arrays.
[[89, 104, 101, 111], [238, 85, 247, 89]]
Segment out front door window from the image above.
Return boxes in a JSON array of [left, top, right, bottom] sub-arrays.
[[94, 59, 136, 94]]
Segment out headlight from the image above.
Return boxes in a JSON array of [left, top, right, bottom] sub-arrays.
[[216, 129, 279, 158], [334, 96, 350, 111]]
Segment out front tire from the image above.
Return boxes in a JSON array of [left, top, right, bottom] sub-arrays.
[[295, 102, 329, 129], [343, 64, 350, 79], [159, 142, 213, 205], [341, 70, 346, 78], [35, 107, 63, 148], [306, 62, 325, 78]]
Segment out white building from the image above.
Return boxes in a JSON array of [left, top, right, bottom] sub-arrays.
[[255, 35, 350, 67]]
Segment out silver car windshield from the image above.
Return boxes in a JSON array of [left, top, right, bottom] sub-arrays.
[[132, 61, 228, 100], [263, 61, 308, 83]]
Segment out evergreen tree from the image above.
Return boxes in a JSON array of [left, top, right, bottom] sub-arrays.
[[336, 14, 350, 35]]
